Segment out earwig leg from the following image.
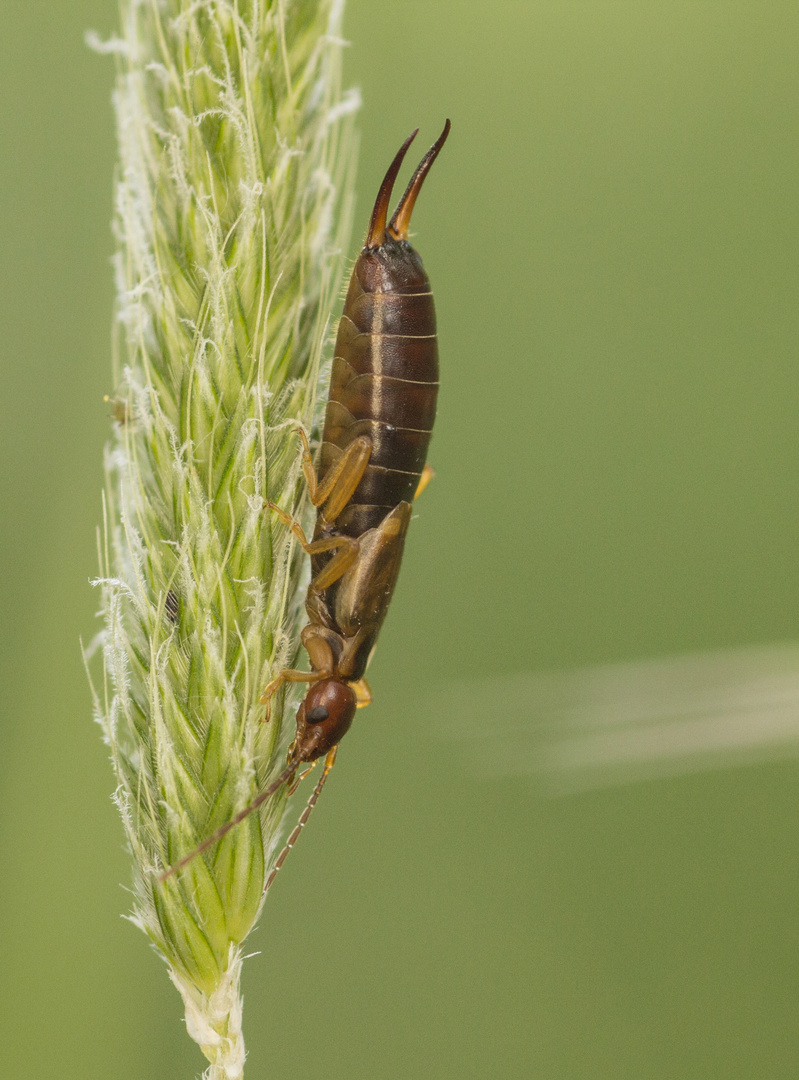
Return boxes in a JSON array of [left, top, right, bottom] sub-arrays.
[[318, 438, 373, 521], [263, 747, 338, 897], [293, 428, 372, 520], [288, 762, 316, 797], [415, 463, 435, 499], [261, 667, 317, 703], [265, 502, 359, 589], [305, 534, 360, 592], [295, 427, 320, 500], [267, 496, 361, 598], [260, 667, 319, 719], [351, 678, 373, 709], [265, 501, 312, 547]]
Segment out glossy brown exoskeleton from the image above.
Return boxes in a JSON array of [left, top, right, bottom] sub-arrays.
[[160, 122, 449, 884]]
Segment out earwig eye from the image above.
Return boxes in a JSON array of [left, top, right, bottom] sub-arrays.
[[306, 705, 330, 725]]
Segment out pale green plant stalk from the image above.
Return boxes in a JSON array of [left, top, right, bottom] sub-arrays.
[[85, 2, 358, 1076]]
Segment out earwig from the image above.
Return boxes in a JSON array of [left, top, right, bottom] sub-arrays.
[[159, 121, 450, 885]]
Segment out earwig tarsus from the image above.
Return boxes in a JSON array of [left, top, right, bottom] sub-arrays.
[[159, 120, 450, 885]]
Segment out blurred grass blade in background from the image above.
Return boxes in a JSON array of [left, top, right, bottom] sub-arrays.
[[434, 642, 799, 794], [84, 1, 357, 1075]]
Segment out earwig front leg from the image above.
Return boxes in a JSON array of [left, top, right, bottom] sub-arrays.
[[260, 667, 317, 703], [296, 429, 372, 522], [260, 667, 319, 720], [288, 762, 316, 797]]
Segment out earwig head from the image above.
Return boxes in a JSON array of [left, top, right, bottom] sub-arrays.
[[294, 678, 357, 763], [365, 120, 451, 250]]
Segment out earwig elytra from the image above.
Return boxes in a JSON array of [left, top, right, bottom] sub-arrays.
[[159, 121, 449, 884]]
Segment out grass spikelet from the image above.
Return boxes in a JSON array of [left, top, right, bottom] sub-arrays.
[[86, 1, 358, 1075]]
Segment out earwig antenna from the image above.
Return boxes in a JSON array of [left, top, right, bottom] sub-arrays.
[[388, 119, 451, 242], [263, 747, 338, 896], [365, 129, 419, 248], [158, 758, 300, 882]]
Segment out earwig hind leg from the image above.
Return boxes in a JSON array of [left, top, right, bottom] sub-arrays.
[[351, 678, 372, 709], [294, 427, 319, 502], [263, 746, 338, 897], [415, 463, 435, 499], [294, 428, 372, 521], [265, 501, 312, 548]]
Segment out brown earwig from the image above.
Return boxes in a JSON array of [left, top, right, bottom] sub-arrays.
[[160, 121, 449, 884]]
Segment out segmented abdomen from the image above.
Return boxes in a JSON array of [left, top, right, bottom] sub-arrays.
[[319, 257, 439, 539]]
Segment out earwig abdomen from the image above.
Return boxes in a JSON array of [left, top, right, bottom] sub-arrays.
[[319, 241, 439, 539]]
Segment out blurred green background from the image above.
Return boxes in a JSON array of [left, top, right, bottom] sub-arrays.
[[2, 2, 799, 1077]]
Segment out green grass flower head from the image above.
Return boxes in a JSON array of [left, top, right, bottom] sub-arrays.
[[87, 1, 358, 1075]]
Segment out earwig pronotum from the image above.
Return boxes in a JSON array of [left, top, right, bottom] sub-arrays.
[[160, 121, 450, 885]]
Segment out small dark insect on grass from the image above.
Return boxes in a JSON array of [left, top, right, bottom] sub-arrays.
[[165, 590, 180, 625], [160, 121, 450, 885], [104, 394, 132, 425]]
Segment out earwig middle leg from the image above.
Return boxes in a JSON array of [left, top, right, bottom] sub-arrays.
[[266, 501, 360, 592]]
